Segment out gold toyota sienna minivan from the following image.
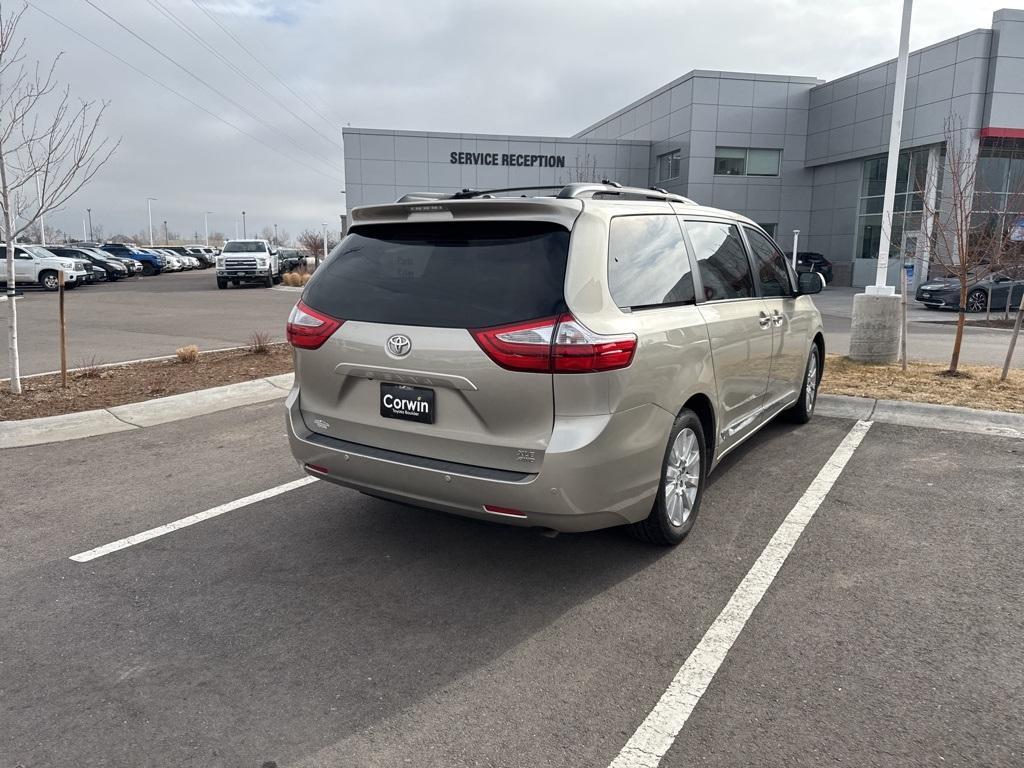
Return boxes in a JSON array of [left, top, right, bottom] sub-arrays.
[[285, 183, 824, 545]]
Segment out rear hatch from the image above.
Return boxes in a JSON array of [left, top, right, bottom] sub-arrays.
[[295, 213, 574, 473]]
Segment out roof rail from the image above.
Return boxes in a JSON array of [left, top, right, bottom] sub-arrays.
[[556, 182, 695, 205], [393, 183, 697, 205]]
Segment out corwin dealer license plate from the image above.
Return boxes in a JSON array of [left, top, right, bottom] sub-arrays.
[[380, 383, 435, 424]]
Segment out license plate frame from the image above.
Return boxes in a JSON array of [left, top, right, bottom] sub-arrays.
[[380, 383, 435, 424]]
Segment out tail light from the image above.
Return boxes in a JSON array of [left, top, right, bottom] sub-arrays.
[[287, 300, 342, 349], [471, 313, 636, 373]]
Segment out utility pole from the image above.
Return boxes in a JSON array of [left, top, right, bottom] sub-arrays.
[[204, 211, 212, 247], [86, 208, 93, 241], [273, 223, 278, 245], [163, 220, 168, 244], [321, 222, 327, 266], [848, 0, 912, 364], [82, 217, 88, 241], [241, 210, 247, 239], [146, 197, 157, 246]]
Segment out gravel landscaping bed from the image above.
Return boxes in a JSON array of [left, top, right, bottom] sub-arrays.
[[0, 344, 293, 421]]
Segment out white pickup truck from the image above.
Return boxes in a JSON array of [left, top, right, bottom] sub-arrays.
[[1, 244, 92, 291]]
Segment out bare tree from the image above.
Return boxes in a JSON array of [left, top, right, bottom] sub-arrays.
[[1, 2, 118, 393], [922, 117, 1019, 374], [559, 153, 602, 185], [297, 228, 338, 261]]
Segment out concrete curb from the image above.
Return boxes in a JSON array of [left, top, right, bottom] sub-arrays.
[[0, 373, 294, 449], [2, 376, 1020, 449], [817, 394, 1024, 438]]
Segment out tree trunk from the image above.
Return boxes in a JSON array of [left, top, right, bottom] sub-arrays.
[[949, 279, 968, 373], [0, 142, 21, 394], [1002, 294, 1024, 381]]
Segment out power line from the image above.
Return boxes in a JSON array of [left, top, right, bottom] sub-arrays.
[[146, 0, 344, 154], [24, 2, 343, 183], [191, 0, 339, 134], [80, 0, 345, 176]]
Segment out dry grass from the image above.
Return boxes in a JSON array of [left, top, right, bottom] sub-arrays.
[[247, 330, 273, 354], [74, 355, 106, 379], [821, 354, 1024, 413], [281, 271, 313, 287], [175, 344, 200, 364]]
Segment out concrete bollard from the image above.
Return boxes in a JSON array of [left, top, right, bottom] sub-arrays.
[[849, 293, 902, 363]]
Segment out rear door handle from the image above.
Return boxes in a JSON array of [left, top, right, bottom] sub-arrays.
[[771, 309, 785, 327], [758, 311, 771, 329]]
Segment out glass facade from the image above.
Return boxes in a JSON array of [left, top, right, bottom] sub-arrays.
[[855, 147, 938, 260], [971, 138, 1024, 267]]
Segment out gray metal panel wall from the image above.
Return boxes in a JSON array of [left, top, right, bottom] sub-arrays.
[[805, 29, 992, 167], [983, 9, 1024, 128], [343, 128, 650, 209]]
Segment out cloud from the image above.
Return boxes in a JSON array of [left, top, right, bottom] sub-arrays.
[[16, 0, 1013, 241]]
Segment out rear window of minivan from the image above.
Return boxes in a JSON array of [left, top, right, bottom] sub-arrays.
[[302, 221, 569, 328]]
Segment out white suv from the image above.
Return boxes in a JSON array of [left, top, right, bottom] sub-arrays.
[[0, 244, 92, 291], [216, 239, 281, 288]]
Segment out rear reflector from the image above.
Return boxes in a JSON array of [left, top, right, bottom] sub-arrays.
[[287, 301, 343, 350], [483, 504, 528, 518], [305, 463, 329, 474], [471, 313, 636, 373]]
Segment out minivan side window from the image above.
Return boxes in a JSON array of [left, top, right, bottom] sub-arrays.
[[684, 221, 754, 301], [744, 227, 793, 297], [608, 215, 695, 310]]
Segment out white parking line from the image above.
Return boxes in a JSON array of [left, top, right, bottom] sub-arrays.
[[609, 419, 874, 768], [69, 477, 318, 563]]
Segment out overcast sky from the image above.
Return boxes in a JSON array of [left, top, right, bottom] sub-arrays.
[[20, 0, 1017, 242]]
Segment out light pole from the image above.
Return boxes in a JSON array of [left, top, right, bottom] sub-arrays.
[[321, 222, 328, 266], [146, 197, 157, 246], [163, 220, 169, 244], [204, 211, 212, 247], [86, 208, 94, 241], [241, 210, 247, 239], [273, 223, 278, 245], [848, 0, 912, 363]]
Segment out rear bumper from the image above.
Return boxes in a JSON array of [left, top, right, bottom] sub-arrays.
[[285, 388, 672, 532]]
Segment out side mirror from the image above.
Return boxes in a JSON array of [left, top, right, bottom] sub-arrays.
[[797, 271, 825, 295]]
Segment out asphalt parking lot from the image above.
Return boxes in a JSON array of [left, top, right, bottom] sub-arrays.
[[3, 404, 1021, 767], [3, 275, 1020, 378], [1, 271, 299, 376]]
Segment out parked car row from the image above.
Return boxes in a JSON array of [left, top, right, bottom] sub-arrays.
[[0, 241, 222, 291]]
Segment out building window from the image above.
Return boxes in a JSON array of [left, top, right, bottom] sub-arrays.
[[714, 147, 781, 177], [657, 150, 681, 181], [971, 138, 1024, 268], [855, 148, 940, 259], [758, 223, 778, 238]]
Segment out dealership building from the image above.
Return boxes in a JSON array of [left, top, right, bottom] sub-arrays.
[[343, 9, 1024, 286]]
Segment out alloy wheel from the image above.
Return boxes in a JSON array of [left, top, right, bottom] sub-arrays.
[[663, 427, 701, 527], [806, 349, 818, 411]]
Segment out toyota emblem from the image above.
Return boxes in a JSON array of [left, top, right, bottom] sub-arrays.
[[386, 334, 412, 358]]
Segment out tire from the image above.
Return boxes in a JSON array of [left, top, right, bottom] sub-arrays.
[[65, 281, 77, 290], [265, 272, 274, 288], [966, 289, 987, 313], [216, 277, 228, 289], [628, 409, 707, 546], [141, 263, 156, 277], [786, 345, 821, 424], [272, 270, 282, 285], [39, 270, 60, 291]]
